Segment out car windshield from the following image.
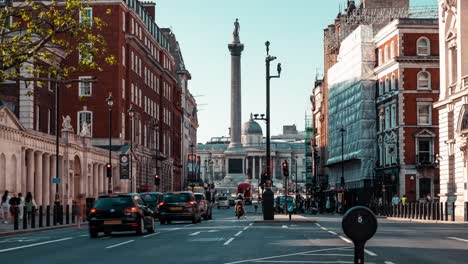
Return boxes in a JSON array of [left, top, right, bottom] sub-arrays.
[[218, 197, 228, 201], [194, 194, 204, 202], [163, 193, 191, 203], [94, 196, 134, 210]]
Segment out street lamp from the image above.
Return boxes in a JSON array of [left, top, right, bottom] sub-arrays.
[[190, 143, 195, 191], [295, 156, 298, 194], [128, 104, 135, 192], [106, 93, 114, 194], [340, 127, 346, 189]]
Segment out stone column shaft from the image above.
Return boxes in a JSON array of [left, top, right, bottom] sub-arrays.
[[26, 150, 34, 193], [49, 155, 56, 205], [43, 154, 50, 206], [227, 42, 244, 149], [34, 152, 43, 205]]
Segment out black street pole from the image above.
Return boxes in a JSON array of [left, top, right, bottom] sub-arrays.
[[191, 144, 195, 192], [265, 49, 271, 188], [55, 77, 60, 208], [107, 94, 114, 194], [128, 106, 134, 193], [340, 127, 345, 188], [295, 156, 298, 194]]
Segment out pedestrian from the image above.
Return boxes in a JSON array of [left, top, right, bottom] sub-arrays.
[[8, 192, 20, 225], [18, 193, 25, 221], [391, 194, 400, 206], [401, 195, 407, 206], [254, 203, 258, 214], [1, 190, 10, 224], [325, 197, 331, 213], [75, 194, 86, 229], [24, 192, 36, 225]]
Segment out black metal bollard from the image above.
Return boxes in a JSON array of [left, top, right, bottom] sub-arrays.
[[415, 203, 419, 219], [53, 205, 57, 226], [13, 207, 19, 230], [445, 202, 448, 221], [422, 203, 427, 220], [46, 206, 50, 227], [66, 205, 70, 225], [429, 203, 433, 220], [465, 202, 468, 222], [435, 203, 440, 220], [71, 204, 75, 224], [405, 205, 408, 218], [60, 205, 64, 225], [452, 202, 456, 222], [39, 206, 43, 228], [440, 202, 444, 221], [22, 208, 27, 229], [31, 206, 36, 228], [410, 203, 413, 219]]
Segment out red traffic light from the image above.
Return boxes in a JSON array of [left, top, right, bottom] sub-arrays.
[[106, 163, 112, 168], [106, 163, 112, 177], [154, 175, 160, 186], [282, 161, 288, 167]]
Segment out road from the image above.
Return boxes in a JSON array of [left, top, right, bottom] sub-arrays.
[[0, 206, 467, 263]]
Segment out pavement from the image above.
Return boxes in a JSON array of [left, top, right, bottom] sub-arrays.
[[0, 205, 467, 263]]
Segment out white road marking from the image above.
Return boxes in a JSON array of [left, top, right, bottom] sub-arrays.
[[328, 231, 337, 235], [339, 236, 352, 244], [315, 223, 321, 227], [106, 240, 134, 249], [302, 253, 353, 257], [364, 249, 377, 256], [189, 231, 201, 236], [223, 247, 352, 264], [100, 236, 111, 240], [243, 227, 249, 230], [0, 237, 73, 253], [183, 224, 194, 228], [282, 225, 288, 229], [224, 237, 235, 246], [208, 230, 220, 233], [143, 232, 160, 238], [234, 231, 243, 237], [448, 237, 468, 243], [320, 227, 328, 231], [252, 261, 354, 263], [384, 261, 396, 264], [78, 234, 88, 237], [249, 223, 253, 226]]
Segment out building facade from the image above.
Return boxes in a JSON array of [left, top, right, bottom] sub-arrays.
[[374, 18, 440, 204], [434, 0, 468, 220], [59, 0, 183, 192]]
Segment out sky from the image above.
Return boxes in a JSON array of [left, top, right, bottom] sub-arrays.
[[154, 0, 437, 143]]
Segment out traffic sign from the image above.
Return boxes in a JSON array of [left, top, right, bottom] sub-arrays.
[[52, 178, 60, 184]]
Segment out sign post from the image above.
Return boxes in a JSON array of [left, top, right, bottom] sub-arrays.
[[342, 206, 378, 264], [119, 154, 130, 180]]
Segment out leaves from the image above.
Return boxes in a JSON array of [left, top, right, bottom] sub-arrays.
[[0, 0, 115, 83]]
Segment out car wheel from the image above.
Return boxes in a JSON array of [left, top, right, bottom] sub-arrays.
[[104, 231, 111, 236], [89, 230, 98, 238], [136, 218, 144, 236], [147, 218, 155, 233]]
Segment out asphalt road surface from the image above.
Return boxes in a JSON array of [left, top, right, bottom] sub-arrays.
[[0, 206, 467, 263]]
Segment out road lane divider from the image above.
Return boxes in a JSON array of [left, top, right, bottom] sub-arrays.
[[0, 237, 73, 253], [328, 231, 337, 235], [143, 232, 160, 238], [106, 240, 134, 249], [224, 237, 234, 246], [447, 237, 468, 243], [384, 261, 396, 264], [234, 231, 243, 237], [320, 227, 327, 231], [339, 235, 352, 244], [364, 249, 377, 256], [189, 231, 201, 236], [315, 223, 321, 227]]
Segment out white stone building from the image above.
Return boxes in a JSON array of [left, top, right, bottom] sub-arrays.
[[0, 107, 129, 206], [434, 0, 468, 220]]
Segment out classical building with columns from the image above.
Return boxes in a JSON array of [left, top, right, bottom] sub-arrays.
[[0, 107, 128, 206], [197, 116, 307, 190], [434, 0, 468, 220]]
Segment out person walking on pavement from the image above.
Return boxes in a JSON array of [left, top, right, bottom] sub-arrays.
[[401, 195, 407, 206], [74, 194, 86, 229], [1, 190, 10, 224], [8, 193, 20, 225], [391, 194, 400, 206], [18, 193, 24, 221], [24, 192, 36, 225]]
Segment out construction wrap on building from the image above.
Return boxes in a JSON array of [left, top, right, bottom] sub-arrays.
[[326, 25, 377, 189]]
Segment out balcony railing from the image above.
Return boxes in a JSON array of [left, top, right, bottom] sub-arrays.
[[416, 154, 435, 167]]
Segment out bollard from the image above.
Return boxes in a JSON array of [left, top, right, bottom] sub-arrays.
[[452, 202, 456, 222], [46, 206, 50, 227], [23, 208, 27, 229], [53, 205, 57, 226], [440, 202, 444, 221], [31, 206, 36, 228], [398, 203, 402, 218], [13, 207, 19, 230], [423, 203, 427, 220], [445, 202, 448, 221], [435, 203, 440, 220], [71, 204, 75, 224], [405, 205, 408, 218], [465, 202, 468, 222], [66, 205, 70, 225], [60, 205, 64, 225], [415, 203, 419, 219], [409, 203, 413, 219], [429, 203, 433, 220], [39, 206, 43, 228]]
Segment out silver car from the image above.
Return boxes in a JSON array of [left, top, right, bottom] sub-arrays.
[[217, 196, 230, 209]]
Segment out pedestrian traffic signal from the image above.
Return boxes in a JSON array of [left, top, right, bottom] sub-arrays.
[[282, 160, 289, 177], [106, 163, 112, 178], [154, 175, 160, 186]]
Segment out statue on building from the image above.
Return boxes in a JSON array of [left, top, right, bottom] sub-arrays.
[[61, 115, 73, 132], [233, 18, 240, 42], [80, 121, 91, 137], [441, 0, 457, 23]]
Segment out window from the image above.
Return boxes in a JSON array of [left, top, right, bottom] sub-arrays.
[[417, 138, 432, 164], [385, 78, 390, 93], [79, 7, 93, 27], [121, 113, 125, 139], [384, 45, 389, 62], [391, 104, 397, 128], [47, 72, 53, 92], [122, 46, 125, 66], [417, 103, 431, 125], [122, 79, 125, 99], [379, 80, 383, 96], [36, 105, 40, 131], [391, 75, 396, 90], [47, 109, 51, 134], [78, 77, 92, 96], [131, 18, 134, 34], [417, 37, 430, 56], [79, 43, 93, 63], [390, 41, 395, 58], [78, 111, 93, 136], [378, 49, 382, 65], [417, 71, 431, 90], [122, 11, 126, 32], [385, 106, 390, 130], [131, 83, 134, 102]]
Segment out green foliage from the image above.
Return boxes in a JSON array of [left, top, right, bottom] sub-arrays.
[[0, 0, 116, 83]]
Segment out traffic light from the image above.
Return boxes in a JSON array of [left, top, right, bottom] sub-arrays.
[[282, 160, 289, 177], [154, 175, 160, 186], [106, 163, 112, 177]]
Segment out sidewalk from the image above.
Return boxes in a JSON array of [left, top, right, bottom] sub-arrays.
[[0, 215, 86, 237], [383, 217, 468, 225]]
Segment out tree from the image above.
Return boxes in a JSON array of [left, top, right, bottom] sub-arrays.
[[0, 0, 116, 84]]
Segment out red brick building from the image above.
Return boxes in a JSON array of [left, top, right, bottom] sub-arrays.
[[60, 0, 183, 192], [374, 18, 440, 203]]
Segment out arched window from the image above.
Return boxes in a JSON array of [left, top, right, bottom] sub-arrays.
[[385, 77, 390, 93], [390, 41, 395, 58], [391, 74, 396, 90], [417, 37, 430, 56], [77, 111, 93, 137], [379, 80, 384, 96], [417, 71, 431, 90], [384, 45, 389, 62]]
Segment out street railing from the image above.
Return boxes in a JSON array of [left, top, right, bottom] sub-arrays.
[[375, 201, 464, 222]]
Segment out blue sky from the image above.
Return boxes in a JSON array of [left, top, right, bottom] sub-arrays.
[[154, 0, 437, 143]]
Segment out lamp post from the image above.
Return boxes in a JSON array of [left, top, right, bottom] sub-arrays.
[[106, 93, 114, 193], [128, 105, 135, 193], [190, 143, 195, 191], [295, 156, 298, 194], [340, 127, 346, 189]]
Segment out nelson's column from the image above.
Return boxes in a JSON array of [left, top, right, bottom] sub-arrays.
[[223, 18, 247, 186]]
